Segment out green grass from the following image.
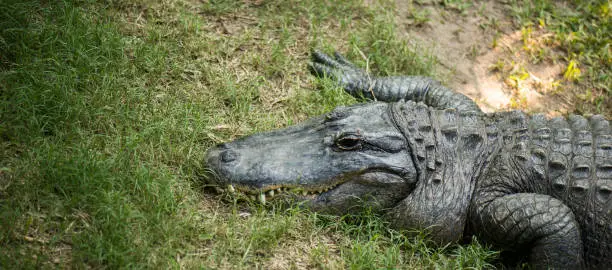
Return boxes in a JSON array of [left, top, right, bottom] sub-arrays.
[[509, 0, 611, 114], [0, 0, 605, 268]]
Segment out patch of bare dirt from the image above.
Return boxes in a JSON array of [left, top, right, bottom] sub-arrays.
[[394, 0, 571, 115]]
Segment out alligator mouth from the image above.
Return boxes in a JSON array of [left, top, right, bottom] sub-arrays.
[[211, 175, 349, 204], [218, 181, 345, 204], [209, 168, 410, 204]]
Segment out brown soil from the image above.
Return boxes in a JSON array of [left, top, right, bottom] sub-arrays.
[[394, 0, 571, 115]]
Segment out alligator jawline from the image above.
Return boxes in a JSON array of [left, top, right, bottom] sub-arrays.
[[213, 182, 342, 205], [224, 177, 347, 196], [217, 169, 408, 204]]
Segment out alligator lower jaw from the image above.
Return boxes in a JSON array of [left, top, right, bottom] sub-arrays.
[[214, 181, 345, 204]]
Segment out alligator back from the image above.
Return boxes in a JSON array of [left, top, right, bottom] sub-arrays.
[[485, 111, 611, 266]]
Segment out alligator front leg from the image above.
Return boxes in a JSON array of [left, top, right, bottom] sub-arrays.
[[309, 50, 482, 112], [471, 193, 585, 269]]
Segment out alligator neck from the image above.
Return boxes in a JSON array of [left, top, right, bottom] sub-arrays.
[[388, 101, 498, 243], [390, 101, 497, 186]]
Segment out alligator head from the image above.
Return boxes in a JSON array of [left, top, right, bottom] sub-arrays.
[[205, 102, 418, 214]]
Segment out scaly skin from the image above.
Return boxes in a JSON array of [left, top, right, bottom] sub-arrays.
[[308, 50, 482, 112], [205, 51, 611, 269]]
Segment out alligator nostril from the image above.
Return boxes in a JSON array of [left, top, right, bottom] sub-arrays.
[[220, 150, 238, 163], [216, 143, 229, 150]]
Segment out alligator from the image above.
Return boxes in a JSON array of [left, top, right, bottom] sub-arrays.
[[205, 51, 611, 269]]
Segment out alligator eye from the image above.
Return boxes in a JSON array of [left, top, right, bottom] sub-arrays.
[[335, 134, 362, 150]]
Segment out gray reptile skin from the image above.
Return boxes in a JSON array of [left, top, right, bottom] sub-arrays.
[[205, 51, 611, 269]]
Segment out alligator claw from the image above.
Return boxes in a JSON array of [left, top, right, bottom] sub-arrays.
[[312, 50, 342, 68], [311, 50, 358, 70], [308, 62, 336, 78], [333, 51, 356, 68]]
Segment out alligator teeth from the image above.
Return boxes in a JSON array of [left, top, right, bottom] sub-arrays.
[[227, 185, 235, 193], [268, 190, 274, 197], [258, 193, 266, 204]]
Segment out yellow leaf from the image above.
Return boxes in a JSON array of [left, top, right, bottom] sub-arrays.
[[564, 60, 581, 82]]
